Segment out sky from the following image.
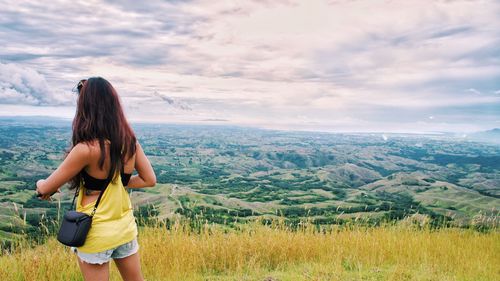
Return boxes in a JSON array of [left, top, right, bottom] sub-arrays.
[[0, 0, 499, 133]]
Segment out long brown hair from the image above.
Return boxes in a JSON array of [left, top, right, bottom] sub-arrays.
[[67, 77, 136, 190]]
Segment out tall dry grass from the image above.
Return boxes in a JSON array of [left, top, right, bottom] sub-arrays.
[[0, 217, 498, 281]]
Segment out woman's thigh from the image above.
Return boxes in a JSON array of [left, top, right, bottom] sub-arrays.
[[113, 252, 144, 281], [77, 256, 110, 281]]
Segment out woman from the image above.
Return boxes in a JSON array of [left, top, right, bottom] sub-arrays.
[[35, 77, 156, 281]]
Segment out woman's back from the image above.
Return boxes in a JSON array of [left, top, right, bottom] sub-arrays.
[[83, 139, 135, 178], [75, 140, 139, 253], [80, 139, 136, 206], [79, 138, 155, 191]]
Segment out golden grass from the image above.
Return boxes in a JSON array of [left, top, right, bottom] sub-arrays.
[[0, 218, 499, 281]]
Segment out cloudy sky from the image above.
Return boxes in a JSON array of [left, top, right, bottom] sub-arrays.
[[1, 0, 499, 133]]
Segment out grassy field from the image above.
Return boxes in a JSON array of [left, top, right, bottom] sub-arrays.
[[0, 218, 498, 281]]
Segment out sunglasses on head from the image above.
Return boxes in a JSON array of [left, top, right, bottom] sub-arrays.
[[72, 79, 87, 94]]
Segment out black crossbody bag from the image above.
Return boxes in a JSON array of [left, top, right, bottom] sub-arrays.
[[57, 170, 113, 247]]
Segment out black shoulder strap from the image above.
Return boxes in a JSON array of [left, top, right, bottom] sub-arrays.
[[70, 167, 115, 217], [70, 185, 79, 210], [90, 168, 114, 217]]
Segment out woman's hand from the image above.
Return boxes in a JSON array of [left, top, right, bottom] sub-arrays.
[[36, 179, 60, 200], [36, 179, 52, 200]]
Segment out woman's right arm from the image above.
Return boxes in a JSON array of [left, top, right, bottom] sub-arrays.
[[127, 141, 156, 188]]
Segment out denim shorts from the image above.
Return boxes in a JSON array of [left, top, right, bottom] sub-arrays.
[[71, 238, 139, 265]]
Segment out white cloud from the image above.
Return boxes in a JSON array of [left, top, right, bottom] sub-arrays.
[[0, 0, 499, 132], [466, 88, 481, 95], [0, 63, 73, 106]]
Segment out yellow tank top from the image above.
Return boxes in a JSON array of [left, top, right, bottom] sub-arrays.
[[75, 171, 138, 253]]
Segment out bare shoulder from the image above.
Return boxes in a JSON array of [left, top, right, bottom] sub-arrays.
[[124, 140, 138, 163], [81, 139, 109, 153], [134, 140, 145, 156], [70, 142, 92, 158], [77, 139, 136, 160], [72, 142, 92, 153]]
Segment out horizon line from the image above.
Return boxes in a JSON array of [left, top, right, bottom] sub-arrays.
[[0, 114, 497, 136]]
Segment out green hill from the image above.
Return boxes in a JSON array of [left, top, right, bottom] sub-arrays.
[[0, 117, 498, 244]]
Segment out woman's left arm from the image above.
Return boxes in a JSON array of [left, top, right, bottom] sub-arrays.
[[36, 143, 90, 200]]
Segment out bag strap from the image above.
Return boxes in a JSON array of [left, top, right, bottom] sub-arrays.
[[70, 166, 115, 217], [90, 168, 114, 217], [70, 185, 79, 210]]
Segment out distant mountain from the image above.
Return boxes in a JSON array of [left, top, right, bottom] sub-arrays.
[[468, 128, 500, 144]]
